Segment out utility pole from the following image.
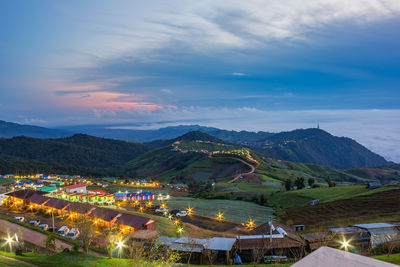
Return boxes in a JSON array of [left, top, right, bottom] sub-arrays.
[[52, 210, 55, 233]]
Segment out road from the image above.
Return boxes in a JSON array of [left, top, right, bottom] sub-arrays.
[[0, 219, 103, 256], [212, 156, 257, 183]]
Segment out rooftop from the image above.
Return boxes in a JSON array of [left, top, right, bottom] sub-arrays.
[[64, 184, 87, 190], [354, 223, 397, 229]]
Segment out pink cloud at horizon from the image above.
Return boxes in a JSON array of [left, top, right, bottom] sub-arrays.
[[56, 90, 163, 111]]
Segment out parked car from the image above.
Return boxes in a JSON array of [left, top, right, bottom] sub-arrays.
[[57, 226, 70, 236], [47, 227, 56, 233], [263, 255, 288, 263], [155, 207, 169, 213], [176, 211, 188, 217], [29, 219, 40, 226], [66, 228, 80, 239], [169, 209, 180, 216], [39, 224, 49, 231], [14, 216, 24, 222]]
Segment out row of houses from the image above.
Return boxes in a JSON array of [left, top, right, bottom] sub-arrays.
[[5, 189, 155, 234], [153, 221, 305, 264], [302, 222, 400, 253], [155, 220, 400, 264]]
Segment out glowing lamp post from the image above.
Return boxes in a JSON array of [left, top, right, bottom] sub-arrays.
[[246, 218, 256, 230], [341, 239, 350, 251], [117, 240, 124, 258], [177, 226, 183, 235], [216, 211, 224, 222], [4, 234, 14, 252], [187, 206, 193, 216]]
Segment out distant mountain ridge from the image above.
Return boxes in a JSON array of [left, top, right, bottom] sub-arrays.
[[0, 134, 149, 171], [0, 120, 391, 169], [0, 120, 72, 138]]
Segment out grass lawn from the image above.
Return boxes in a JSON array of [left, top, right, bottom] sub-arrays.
[[0, 251, 294, 267], [268, 185, 394, 209], [166, 197, 274, 223], [0, 254, 35, 267], [374, 254, 400, 265], [235, 182, 280, 194], [0, 251, 134, 267]]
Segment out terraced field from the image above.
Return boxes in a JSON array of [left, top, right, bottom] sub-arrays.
[[268, 184, 395, 209]]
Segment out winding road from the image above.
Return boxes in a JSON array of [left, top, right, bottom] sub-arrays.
[[212, 156, 258, 183]]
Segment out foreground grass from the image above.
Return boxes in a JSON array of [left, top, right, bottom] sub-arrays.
[[2, 250, 397, 267], [0, 251, 134, 267], [0, 251, 292, 267], [0, 254, 35, 267], [374, 253, 400, 265]]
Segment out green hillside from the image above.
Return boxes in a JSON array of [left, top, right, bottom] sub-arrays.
[[0, 134, 149, 174], [124, 147, 250, 182], [267, 184, 393, 209]]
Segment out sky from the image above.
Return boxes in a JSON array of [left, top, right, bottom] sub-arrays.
[[0, 0, 400, 162]]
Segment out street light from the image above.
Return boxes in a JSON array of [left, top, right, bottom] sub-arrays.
[[216, 211, 224, 222], [340, 238, 351, 251], [117, 240, 124, 258], [246, 218, 256, 230], [4, 234, 14, 252], [187, 206, 193, 215]]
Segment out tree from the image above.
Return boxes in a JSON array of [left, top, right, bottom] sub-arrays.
[[15, 228, 25, 255], [77, 215, 94, 253], [325, 177, 336, 187], [308, 178, 315, 187], [105, 228, 123, 258], [284, 179, 292, 191], [295, 177, 305, 190], [259, 194, 266, 205], [45, 234, 56, 251]]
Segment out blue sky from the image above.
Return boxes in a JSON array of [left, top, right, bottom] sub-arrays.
[[1, 0, 400, 161]]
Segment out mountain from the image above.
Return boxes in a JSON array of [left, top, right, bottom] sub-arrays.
[[145, 128, 390, 169], [0, 120, 391, 169], [0, 134, 149, 171], [0, 120, 72, 138], [145, 130, 227, 148], [257, 128, 389, 169], [58, 124, 220, 142]]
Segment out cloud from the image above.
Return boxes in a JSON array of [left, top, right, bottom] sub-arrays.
[[160, 88, 172, 94], [232, 72, 247, 76]]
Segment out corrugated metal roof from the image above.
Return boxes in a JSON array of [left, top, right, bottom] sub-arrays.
[[354, 223, 396, 229], [205, 237, 236, 251]]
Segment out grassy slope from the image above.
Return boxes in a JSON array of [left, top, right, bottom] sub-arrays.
[[0, 255, 35, 267], [268, 185, 393, 209], [0, 251, 292, 267], [374, 254, 400, 265], [1, 251, 399, 267], [280, 186, 400, 232]]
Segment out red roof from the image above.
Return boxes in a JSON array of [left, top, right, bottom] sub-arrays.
[[64, 184, 87, 190]]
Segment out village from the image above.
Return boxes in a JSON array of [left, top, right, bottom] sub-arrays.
[[0, 173, 399, 266]]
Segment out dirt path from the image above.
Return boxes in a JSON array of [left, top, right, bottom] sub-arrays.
[[0, 219, 103, 256], [0, 254, 40, 267], [219, 157, 257, 183]]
